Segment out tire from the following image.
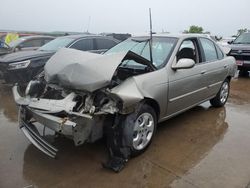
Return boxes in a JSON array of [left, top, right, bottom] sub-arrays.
[[210, 79, 230, 107], [122, 103, 157, 156]]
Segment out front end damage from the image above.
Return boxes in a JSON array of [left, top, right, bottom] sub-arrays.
[[13, 82, 123, 157], [13, 48, 154, 171]]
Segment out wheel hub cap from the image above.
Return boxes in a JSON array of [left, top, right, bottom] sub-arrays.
[[132, 113, 154, 150], [220, 82, 229, 104]]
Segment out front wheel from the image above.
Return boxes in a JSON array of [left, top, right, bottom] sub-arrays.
[[122, 104, 157, 156], [210, 79, 230, 107]]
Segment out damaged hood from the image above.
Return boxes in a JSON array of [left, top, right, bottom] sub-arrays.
[[45, 48, 153, 92]]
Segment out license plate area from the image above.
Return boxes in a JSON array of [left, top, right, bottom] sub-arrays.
[[236, 60, 243, 66], [244, 60, 250, 64]]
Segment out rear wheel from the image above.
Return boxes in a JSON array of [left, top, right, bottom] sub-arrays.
[[122, 104, 157, 156], [210, 79, 230, 107]]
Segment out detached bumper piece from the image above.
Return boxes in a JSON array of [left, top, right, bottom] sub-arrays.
[[103, 115, 130, 172], [103, 156, 127, 172], [20, 120, 58, 158]]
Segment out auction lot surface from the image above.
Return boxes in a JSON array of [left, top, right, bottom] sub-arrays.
[[0, 76, 250, 188]]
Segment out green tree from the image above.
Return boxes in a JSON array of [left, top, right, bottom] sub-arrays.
[[237, 28, 248, 36], [185, 25, 204, 33]]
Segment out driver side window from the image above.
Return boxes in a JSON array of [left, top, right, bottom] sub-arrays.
[[177, 40, 198, 63]]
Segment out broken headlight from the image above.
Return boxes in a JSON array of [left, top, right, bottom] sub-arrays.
[[25, 80, 45, 97]]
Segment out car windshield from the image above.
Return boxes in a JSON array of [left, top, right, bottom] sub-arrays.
[[233, 33, 250, 44], [39, 37, 74, 51], [105, 37, 177, 68], [8, 38, 25, 48]]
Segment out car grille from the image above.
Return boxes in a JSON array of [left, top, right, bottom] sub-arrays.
[[229, 50, 250, 60]]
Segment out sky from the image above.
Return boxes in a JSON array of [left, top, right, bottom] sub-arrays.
[[0, 0, 249, 37]]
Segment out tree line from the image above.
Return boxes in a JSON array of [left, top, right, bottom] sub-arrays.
[[183, 25, 248, 37]]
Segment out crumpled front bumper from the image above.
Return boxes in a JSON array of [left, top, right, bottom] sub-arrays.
[[13, 85, 102, 158], [19, 115, 59, 158]]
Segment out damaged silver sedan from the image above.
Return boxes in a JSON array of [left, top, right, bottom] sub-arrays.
[[13, 34, 236, 172]]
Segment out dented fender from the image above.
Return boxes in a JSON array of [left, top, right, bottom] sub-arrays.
[[111, 77, 144, 113]]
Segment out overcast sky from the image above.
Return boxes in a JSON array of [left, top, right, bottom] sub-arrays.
[[0, 0, 249, 36]]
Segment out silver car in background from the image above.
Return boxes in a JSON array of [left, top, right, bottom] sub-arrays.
[[13, 34, 236, 172]]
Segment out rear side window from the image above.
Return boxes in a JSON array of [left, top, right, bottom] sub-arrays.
[[21, 39, 43, 47], [215, 45, 224, 60], [70, 39, 94, 51], [95, 38, 117, 50], [43, 38, 53, 45], [200, 38, 218, 62]]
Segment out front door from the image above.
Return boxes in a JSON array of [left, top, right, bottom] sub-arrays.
[[167, 38, 209, 116]]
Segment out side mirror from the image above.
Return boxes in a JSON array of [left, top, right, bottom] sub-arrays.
[[172, 58, 195, 70]]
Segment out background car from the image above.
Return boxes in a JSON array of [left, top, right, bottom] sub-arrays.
[[0, 35, 120, 84], [0, 35, 55, 56], [228, 32, 250, 76]]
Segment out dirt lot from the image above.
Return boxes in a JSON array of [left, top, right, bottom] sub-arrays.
[[0, 76, 250, 188]]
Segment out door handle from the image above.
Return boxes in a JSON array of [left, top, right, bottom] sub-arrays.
[[201, 70, 206, 74]]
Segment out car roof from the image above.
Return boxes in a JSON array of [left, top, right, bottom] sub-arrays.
[[132, 33, 213, 40], [58, 34, 119, 41], [19, 35, 55, 40]]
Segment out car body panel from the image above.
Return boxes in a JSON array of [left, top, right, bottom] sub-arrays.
[[45, 48, 127, 92], [45, 48, 154, 92]]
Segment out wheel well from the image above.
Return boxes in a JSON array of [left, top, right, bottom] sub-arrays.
[[143, 98, 160, 120], [226, 76, 231, 82]]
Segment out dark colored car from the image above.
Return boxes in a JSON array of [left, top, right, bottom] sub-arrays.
[[0, 35, 120, 84], [228, 32, 250, 76], [0, 35, 55, 56]]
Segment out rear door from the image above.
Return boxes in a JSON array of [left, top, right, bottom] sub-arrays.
[[198, 37, 228, 98]]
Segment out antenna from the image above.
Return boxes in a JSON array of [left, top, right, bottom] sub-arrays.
[[149, 8, 153, 64], [86, 16, 91, 33]]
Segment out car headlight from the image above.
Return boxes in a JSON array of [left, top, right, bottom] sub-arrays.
[[25, 80, 33, 95], [25, 80, 45, 97], [8, 60, 31, 70]]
